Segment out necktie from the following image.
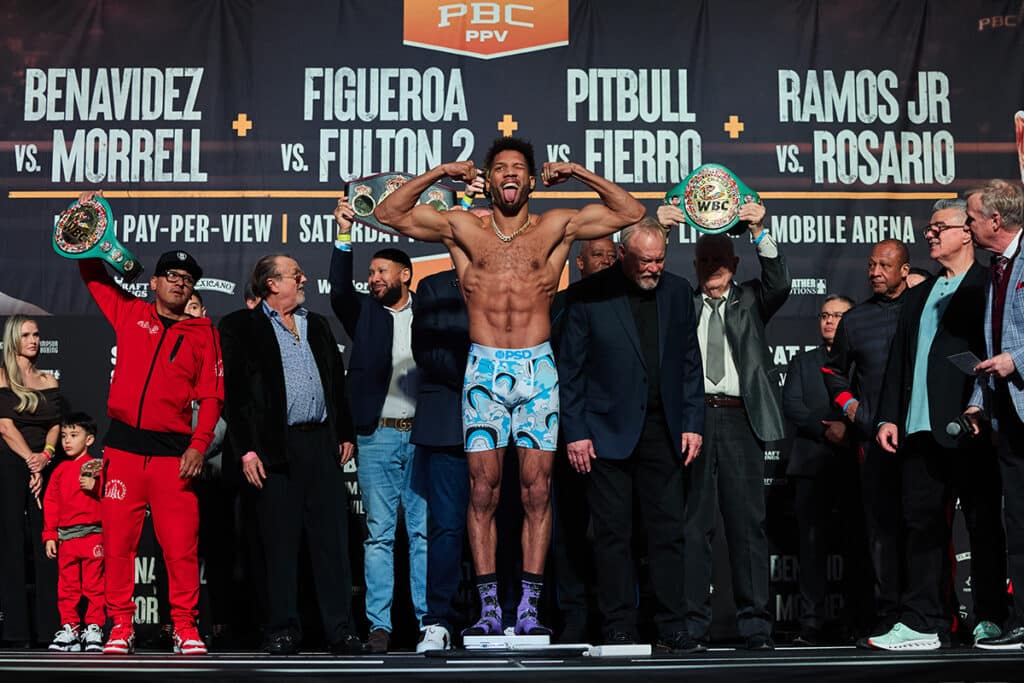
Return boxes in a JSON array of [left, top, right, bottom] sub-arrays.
[[706, 298, 725, 384], [992, 254, 1009, 287]]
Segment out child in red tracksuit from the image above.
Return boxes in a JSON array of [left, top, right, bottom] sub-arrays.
[[43, 413, 104, 653]]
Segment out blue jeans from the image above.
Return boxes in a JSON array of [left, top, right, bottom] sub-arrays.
[[421, 446, 469, 630], [357, 426, 428, 632]]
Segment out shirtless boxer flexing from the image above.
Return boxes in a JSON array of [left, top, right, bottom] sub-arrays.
[[374, 137, 644, 637]]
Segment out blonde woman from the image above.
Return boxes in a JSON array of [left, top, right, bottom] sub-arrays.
[[0, 315, 60, 646]]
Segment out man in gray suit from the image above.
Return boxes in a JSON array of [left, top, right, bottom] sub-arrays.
[[658, 200, 790, 651], [962, 179, 1024, 649]]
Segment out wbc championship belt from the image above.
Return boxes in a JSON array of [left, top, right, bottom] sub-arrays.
[[53, 195, 143, 281], [346, 172, 458, 234], [665, 164, 761, 235], [80, 458, 103, 480]]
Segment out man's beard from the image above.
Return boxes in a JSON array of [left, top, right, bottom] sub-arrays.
[[373, 284, 403, 307], [634, 273, 660, 290], [489, 182, 530, 215]]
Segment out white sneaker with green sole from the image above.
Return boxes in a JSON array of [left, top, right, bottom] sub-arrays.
[[867, 622, 940, 651]]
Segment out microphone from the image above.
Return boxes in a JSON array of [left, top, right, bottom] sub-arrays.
[[945, 419, 968, 438], [946, 413, 986, 438]]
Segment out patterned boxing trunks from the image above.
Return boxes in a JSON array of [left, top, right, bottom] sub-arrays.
[[462, 342, 558, 452]]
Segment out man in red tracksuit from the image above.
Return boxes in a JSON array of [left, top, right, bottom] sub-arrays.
[[74, 192, 223, 655], [43, 413, 105, 652]]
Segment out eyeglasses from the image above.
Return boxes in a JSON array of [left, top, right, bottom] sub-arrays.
[[920, 222, 966, 238], [818, 312, 844, 321], [160, 270, 196, 287], [274, 270, 304, 284]]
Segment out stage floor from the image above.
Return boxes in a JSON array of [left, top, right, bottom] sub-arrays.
[[2, 645, 1024, 682]]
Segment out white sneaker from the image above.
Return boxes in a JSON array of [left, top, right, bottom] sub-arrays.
[[416, 624, 451, 653], [81, 624, 104, 653], [49, 624, 82, 652], [867, 622, 940, 651]]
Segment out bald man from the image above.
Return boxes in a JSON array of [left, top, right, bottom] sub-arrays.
[[823, 239, 910, 644]]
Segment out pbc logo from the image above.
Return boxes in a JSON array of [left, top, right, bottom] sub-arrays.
[[404, 1, 568, 59], [136, 320, 161, 335]]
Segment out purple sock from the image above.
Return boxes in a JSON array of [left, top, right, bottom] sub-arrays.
[[461, 574, 502, 636], [515, 572, 551, 635]]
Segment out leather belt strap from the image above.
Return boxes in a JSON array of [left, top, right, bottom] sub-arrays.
[[380, 417, 413, 432], [704, 395, 744, 409], [288, 421, 326, 432]]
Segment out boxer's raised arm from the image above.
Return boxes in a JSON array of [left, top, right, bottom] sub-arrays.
[[375, 161, 478, 242]]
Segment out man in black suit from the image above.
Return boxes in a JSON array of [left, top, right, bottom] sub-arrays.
[[219, 254, 363, 656], [823, 239, 909, 637], [410, 266, 472, 652], [659, 199, 790, 650], [549, 236, 616, 642], [783, 294, 871, 645], [559, 218, 704, 651], [870, 199, 1007, 650]]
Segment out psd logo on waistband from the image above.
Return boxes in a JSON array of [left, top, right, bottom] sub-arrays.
[[404, 1, 568, 60], [495, 349, 531, 360]]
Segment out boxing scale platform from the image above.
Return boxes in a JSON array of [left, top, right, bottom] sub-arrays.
[[4, 634, 1024, 683]]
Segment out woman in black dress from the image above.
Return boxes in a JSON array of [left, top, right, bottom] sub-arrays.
[[0, 315, 61, 646]]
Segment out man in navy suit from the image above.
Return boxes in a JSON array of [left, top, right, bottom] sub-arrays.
[[558, 217, 704, 650], [330, 199, 426, 653], [870, 198, 1007, 651], [783, 294, 872, 646], [961, 180, 1024, 649], [409, 266, 471, 652]]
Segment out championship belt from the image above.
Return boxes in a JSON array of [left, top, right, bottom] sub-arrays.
[[80, 458, 102, 479], [53, 195, 143, 281], [345, 172, 457, 234], [665, 164, 761, 235], [1015, 110, 1024, 183]]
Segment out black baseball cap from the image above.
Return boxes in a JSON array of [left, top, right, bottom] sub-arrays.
[[154, 250, 203, 281]]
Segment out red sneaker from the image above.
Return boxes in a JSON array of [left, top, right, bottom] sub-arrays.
[[173, 625, 208, 655], [103, 623, 136, 655]]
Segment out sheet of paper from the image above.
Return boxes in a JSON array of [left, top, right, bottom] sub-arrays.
[[947, 351, 982, 375]]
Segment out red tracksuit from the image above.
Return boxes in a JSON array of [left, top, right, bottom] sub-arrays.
[[42, 454, 105, 626], [81, 261, 223, 629]]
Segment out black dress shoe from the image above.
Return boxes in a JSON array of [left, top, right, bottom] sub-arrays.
[[329, 634, 366, 655], [792, 629, 820, 646], [604, 631, 636, 645], [265, 633, 298, 655], [745, 634, 775, 651], [655, 631, 707, 655], [559, 623, 588, 644], [977, 626, 1024, 650]]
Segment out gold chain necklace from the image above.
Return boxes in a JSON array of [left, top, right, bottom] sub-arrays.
[[491, 214, 531, 243], [282, 318, 300, 342]]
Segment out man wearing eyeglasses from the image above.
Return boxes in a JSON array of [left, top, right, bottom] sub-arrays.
[[868, 199, 1006, 651], [783, 294, 869, 645], [74, 190, 223, 656], [218, 254, 363, 656], [822, 238, 909, 643]]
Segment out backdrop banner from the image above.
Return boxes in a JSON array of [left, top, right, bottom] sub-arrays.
[[2, 0, 1018, 638]]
